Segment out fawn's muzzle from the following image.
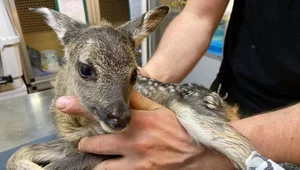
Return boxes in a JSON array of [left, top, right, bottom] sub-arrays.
[[96, 100, 131, 131]]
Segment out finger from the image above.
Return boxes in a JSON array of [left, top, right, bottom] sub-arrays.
[[56, 96, 95, 120], [78, 134, 127, 155], [93, 158, 132, 170], [130, 90, 162, 110]]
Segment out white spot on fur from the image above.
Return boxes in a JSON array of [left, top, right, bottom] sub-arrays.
[[192, 93, 200, 97], [159, 86, 166, 91], [168, 85, 175, 89], [149, 86, 155, 91], [169, 89, 175, 92]]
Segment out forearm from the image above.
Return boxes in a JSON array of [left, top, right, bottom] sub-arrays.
[[231, 103, 300, 165], [144, 12, 213, 83], [144, 0, 229, 83]]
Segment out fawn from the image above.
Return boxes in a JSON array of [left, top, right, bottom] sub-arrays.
[[7, 6, 254, 170]]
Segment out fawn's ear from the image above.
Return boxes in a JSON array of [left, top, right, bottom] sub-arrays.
[[118, 6, 169, 47], [30, 8, 87, 45]]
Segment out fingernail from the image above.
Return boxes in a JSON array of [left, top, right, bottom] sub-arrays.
[[56, 97, 70, 109]]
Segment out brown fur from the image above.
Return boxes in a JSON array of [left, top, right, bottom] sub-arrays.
[[226, 105, 240, 121]]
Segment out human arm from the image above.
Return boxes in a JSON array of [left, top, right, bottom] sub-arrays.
[[144, 0, 229, 83], [231, 103, 300, 165]]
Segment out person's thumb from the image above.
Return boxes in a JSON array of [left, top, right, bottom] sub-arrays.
[[56, 96, 95, 119]]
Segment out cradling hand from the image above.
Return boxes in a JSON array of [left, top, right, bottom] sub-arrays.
[[55, 67, 235, 170]]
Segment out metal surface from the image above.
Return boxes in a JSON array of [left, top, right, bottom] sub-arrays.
[[0, 90, 56, 152]]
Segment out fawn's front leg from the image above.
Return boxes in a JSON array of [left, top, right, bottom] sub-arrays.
[[135, 75, 255, 170]]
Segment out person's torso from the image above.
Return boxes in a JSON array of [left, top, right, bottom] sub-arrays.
[[220, 0, 300, 116]]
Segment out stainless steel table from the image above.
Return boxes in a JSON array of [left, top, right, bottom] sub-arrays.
[[0, 90, 56, 152]]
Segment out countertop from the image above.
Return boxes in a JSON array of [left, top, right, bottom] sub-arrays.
[[0, 89, 56, 152]]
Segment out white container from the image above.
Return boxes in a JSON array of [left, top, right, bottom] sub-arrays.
[[40, 50, 60, 73], [0, 0, 22, 78]]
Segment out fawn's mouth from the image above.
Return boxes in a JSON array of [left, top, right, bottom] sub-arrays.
[[92, 107, 131, 134], [99, 120, 128, 134]]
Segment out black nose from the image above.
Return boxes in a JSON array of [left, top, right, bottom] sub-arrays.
[[106, 109, 131, 129], [97, 101, 131, 130]]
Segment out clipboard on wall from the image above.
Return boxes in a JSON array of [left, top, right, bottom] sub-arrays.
[[54, 0, 89, 24]]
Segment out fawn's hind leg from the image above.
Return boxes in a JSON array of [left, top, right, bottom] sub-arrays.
[[7, 139, 72, 170], [135, 75, 255, 170]]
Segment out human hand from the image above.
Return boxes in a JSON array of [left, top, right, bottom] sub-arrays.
[[56, 90, 235, 170]]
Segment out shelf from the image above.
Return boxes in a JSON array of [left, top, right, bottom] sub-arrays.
[[24, 31, 64, 58]]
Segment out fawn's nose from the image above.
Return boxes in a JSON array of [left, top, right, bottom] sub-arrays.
[[106, 108, 131, 130], [96, 100, 131, 131]]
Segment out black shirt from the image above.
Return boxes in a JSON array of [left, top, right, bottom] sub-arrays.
[[219, 0, 300, 116]]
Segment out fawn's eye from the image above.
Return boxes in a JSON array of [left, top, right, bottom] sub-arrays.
[[78, 62, 93, 78], [130, 69, 138, 84]]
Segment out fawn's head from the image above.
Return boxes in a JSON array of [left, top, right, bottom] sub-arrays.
[[34, 6, 169, 133]]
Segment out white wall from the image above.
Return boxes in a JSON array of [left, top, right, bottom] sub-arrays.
[[182, 55, 222, 88]]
